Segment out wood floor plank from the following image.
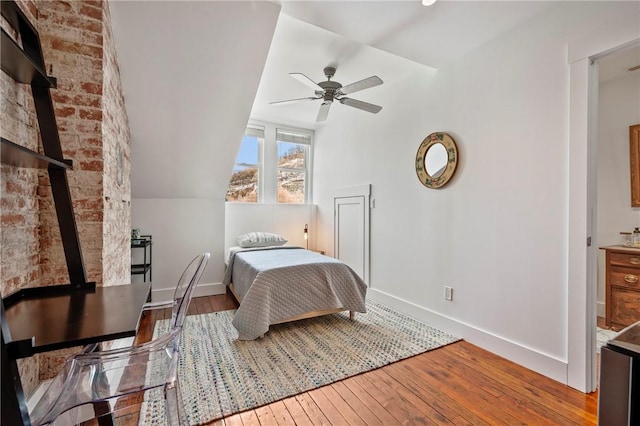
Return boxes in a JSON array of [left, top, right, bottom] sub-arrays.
[[370, 368, 452, 424], [447, 343, 598, 425], [340, 376, 401, 425], [239, 409, 260, 424], [350, 371, 432, 425], [294, 392, 332, 426], [394, 353, 523, 425], [195, 295, 215, 315], [220, 413, 244, 426], [421, 347, 571, 425], [384, 358, 492, 426], [281, 396, 314, 426], [459, 341, 598, 412], [254, 405, 279, 425], [319, 383, 378, 426], [266, 400, 296, 425], [328, 381, 386, 426], [307, 387, 352, 425]]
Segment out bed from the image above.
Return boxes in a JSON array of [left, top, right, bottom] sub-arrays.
[[223, 245, 367, 340]]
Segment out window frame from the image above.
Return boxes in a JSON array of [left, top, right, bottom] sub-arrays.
[[226, 121, 313, 204]]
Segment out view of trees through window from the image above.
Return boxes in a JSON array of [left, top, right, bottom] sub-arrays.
[[277, 142, 305, 204], [226, 135, 259, 202]]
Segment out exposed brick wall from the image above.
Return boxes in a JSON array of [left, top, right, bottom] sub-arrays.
[[101, 1, 131, 286], [0, 0, 131, 395], [38, 1, 106, 287]]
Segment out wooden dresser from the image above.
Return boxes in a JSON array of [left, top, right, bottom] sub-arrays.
[[601, 245, 640, 330]]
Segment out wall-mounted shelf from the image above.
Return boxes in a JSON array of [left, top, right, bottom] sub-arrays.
[[1, 137, 71, 169], [1, 28, 56, 87]]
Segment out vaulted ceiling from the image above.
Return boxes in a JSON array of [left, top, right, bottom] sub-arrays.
[[109, 1, 638, 198]]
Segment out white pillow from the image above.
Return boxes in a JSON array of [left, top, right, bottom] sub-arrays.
[[237, 232, 287, 248]]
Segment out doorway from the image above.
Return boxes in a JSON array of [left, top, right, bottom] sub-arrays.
[[568, 30, 640, 392], [593, 44, 640, 369]]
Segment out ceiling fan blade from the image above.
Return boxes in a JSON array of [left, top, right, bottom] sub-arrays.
[[270, 96, 321, 106], [339, 76, 383, 95], [339, 97, 382, 114], [290, 73, 323, 91], [316, 102, 332, 122]]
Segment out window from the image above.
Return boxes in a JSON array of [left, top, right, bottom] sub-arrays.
[[226, 123, 313, 204], [276, 129, 310, 204], [225, 127, 263, 202]]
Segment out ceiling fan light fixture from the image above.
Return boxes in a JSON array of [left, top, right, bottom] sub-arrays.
[[271, 66, 384, 122], [421, 0, 437, 6]]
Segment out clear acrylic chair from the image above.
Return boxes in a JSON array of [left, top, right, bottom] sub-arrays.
[[29, 252, 210, 426]]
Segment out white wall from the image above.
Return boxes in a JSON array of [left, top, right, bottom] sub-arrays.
[[132, 198, 226, 301], [224, 203, 317, 257], [312, 1, 640, 384], [596, 71, 640, 315], [117, 2, 282, 300]]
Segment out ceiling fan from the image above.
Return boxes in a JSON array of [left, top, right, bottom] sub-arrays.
[[270, 66, 383, 122]]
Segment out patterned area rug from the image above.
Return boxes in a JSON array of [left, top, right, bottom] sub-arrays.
[[139, 300, 459, 425], [597, 327, 618, 353]]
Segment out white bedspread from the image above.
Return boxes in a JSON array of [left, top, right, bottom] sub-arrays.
[[223, 246, 367, 340]]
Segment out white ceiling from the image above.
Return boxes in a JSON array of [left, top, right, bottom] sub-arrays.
[[251, 0, 558, 128]]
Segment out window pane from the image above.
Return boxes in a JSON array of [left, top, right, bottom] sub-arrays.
[[226, 165, 258, 202], [237, 136, 259, 166], [277, 142, 305, 169], [277, 170, 305, 204], [227, 135, 260, 203]]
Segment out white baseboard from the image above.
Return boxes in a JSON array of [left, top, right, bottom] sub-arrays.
[[597, 301, 605, 318], [151, 282, 225, 302], [367, 288, 569, 385]]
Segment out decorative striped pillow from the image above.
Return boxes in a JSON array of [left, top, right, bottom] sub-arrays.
[[237, 232, 288, 248]]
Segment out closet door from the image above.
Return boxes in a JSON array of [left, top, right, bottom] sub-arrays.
[[333, 184, 370, 284]]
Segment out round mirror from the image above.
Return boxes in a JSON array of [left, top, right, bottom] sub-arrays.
[[424, 143, 448, 178], [415, 132, 459, 189]]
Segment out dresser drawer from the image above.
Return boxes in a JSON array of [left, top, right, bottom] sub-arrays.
[[611, 267, 640, 289], [610, 288, 640, 329], [611, 252, 640, 268]]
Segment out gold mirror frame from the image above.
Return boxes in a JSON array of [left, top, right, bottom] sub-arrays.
[[631, 124, 640, 207], [415, 132, 459, 189]]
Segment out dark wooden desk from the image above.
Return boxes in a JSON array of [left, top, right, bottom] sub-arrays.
[[1, 283, 151, 425], [4, 283, 151, 357]]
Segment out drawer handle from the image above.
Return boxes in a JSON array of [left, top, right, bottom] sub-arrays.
[[630, 257, 640, 265], [624, 275, 639, 283]]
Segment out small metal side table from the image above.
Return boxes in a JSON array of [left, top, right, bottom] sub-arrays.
[[131, 235, 152, 283]]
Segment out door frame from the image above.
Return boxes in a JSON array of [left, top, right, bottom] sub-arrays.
[[567, 23, 639, 391]]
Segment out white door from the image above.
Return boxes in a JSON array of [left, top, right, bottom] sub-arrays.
[[333, 184, 370, 284], [334, 196, 365, 278]]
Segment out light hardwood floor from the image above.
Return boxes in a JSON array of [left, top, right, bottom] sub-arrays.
[[108, 292, 598, 425]]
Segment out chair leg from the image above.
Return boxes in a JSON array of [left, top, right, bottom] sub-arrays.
[[95, 406, 115, 426], [164, 381, 184, 426]]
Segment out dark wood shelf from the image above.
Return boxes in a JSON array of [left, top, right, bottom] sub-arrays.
[[1, 137, 72, 169], [1, 29, 55, 87], [131, 239, 152, 248], [131, 264, 151, 275]]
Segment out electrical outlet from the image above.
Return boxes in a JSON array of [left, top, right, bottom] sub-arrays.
[[444, 286, 453, 301]]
